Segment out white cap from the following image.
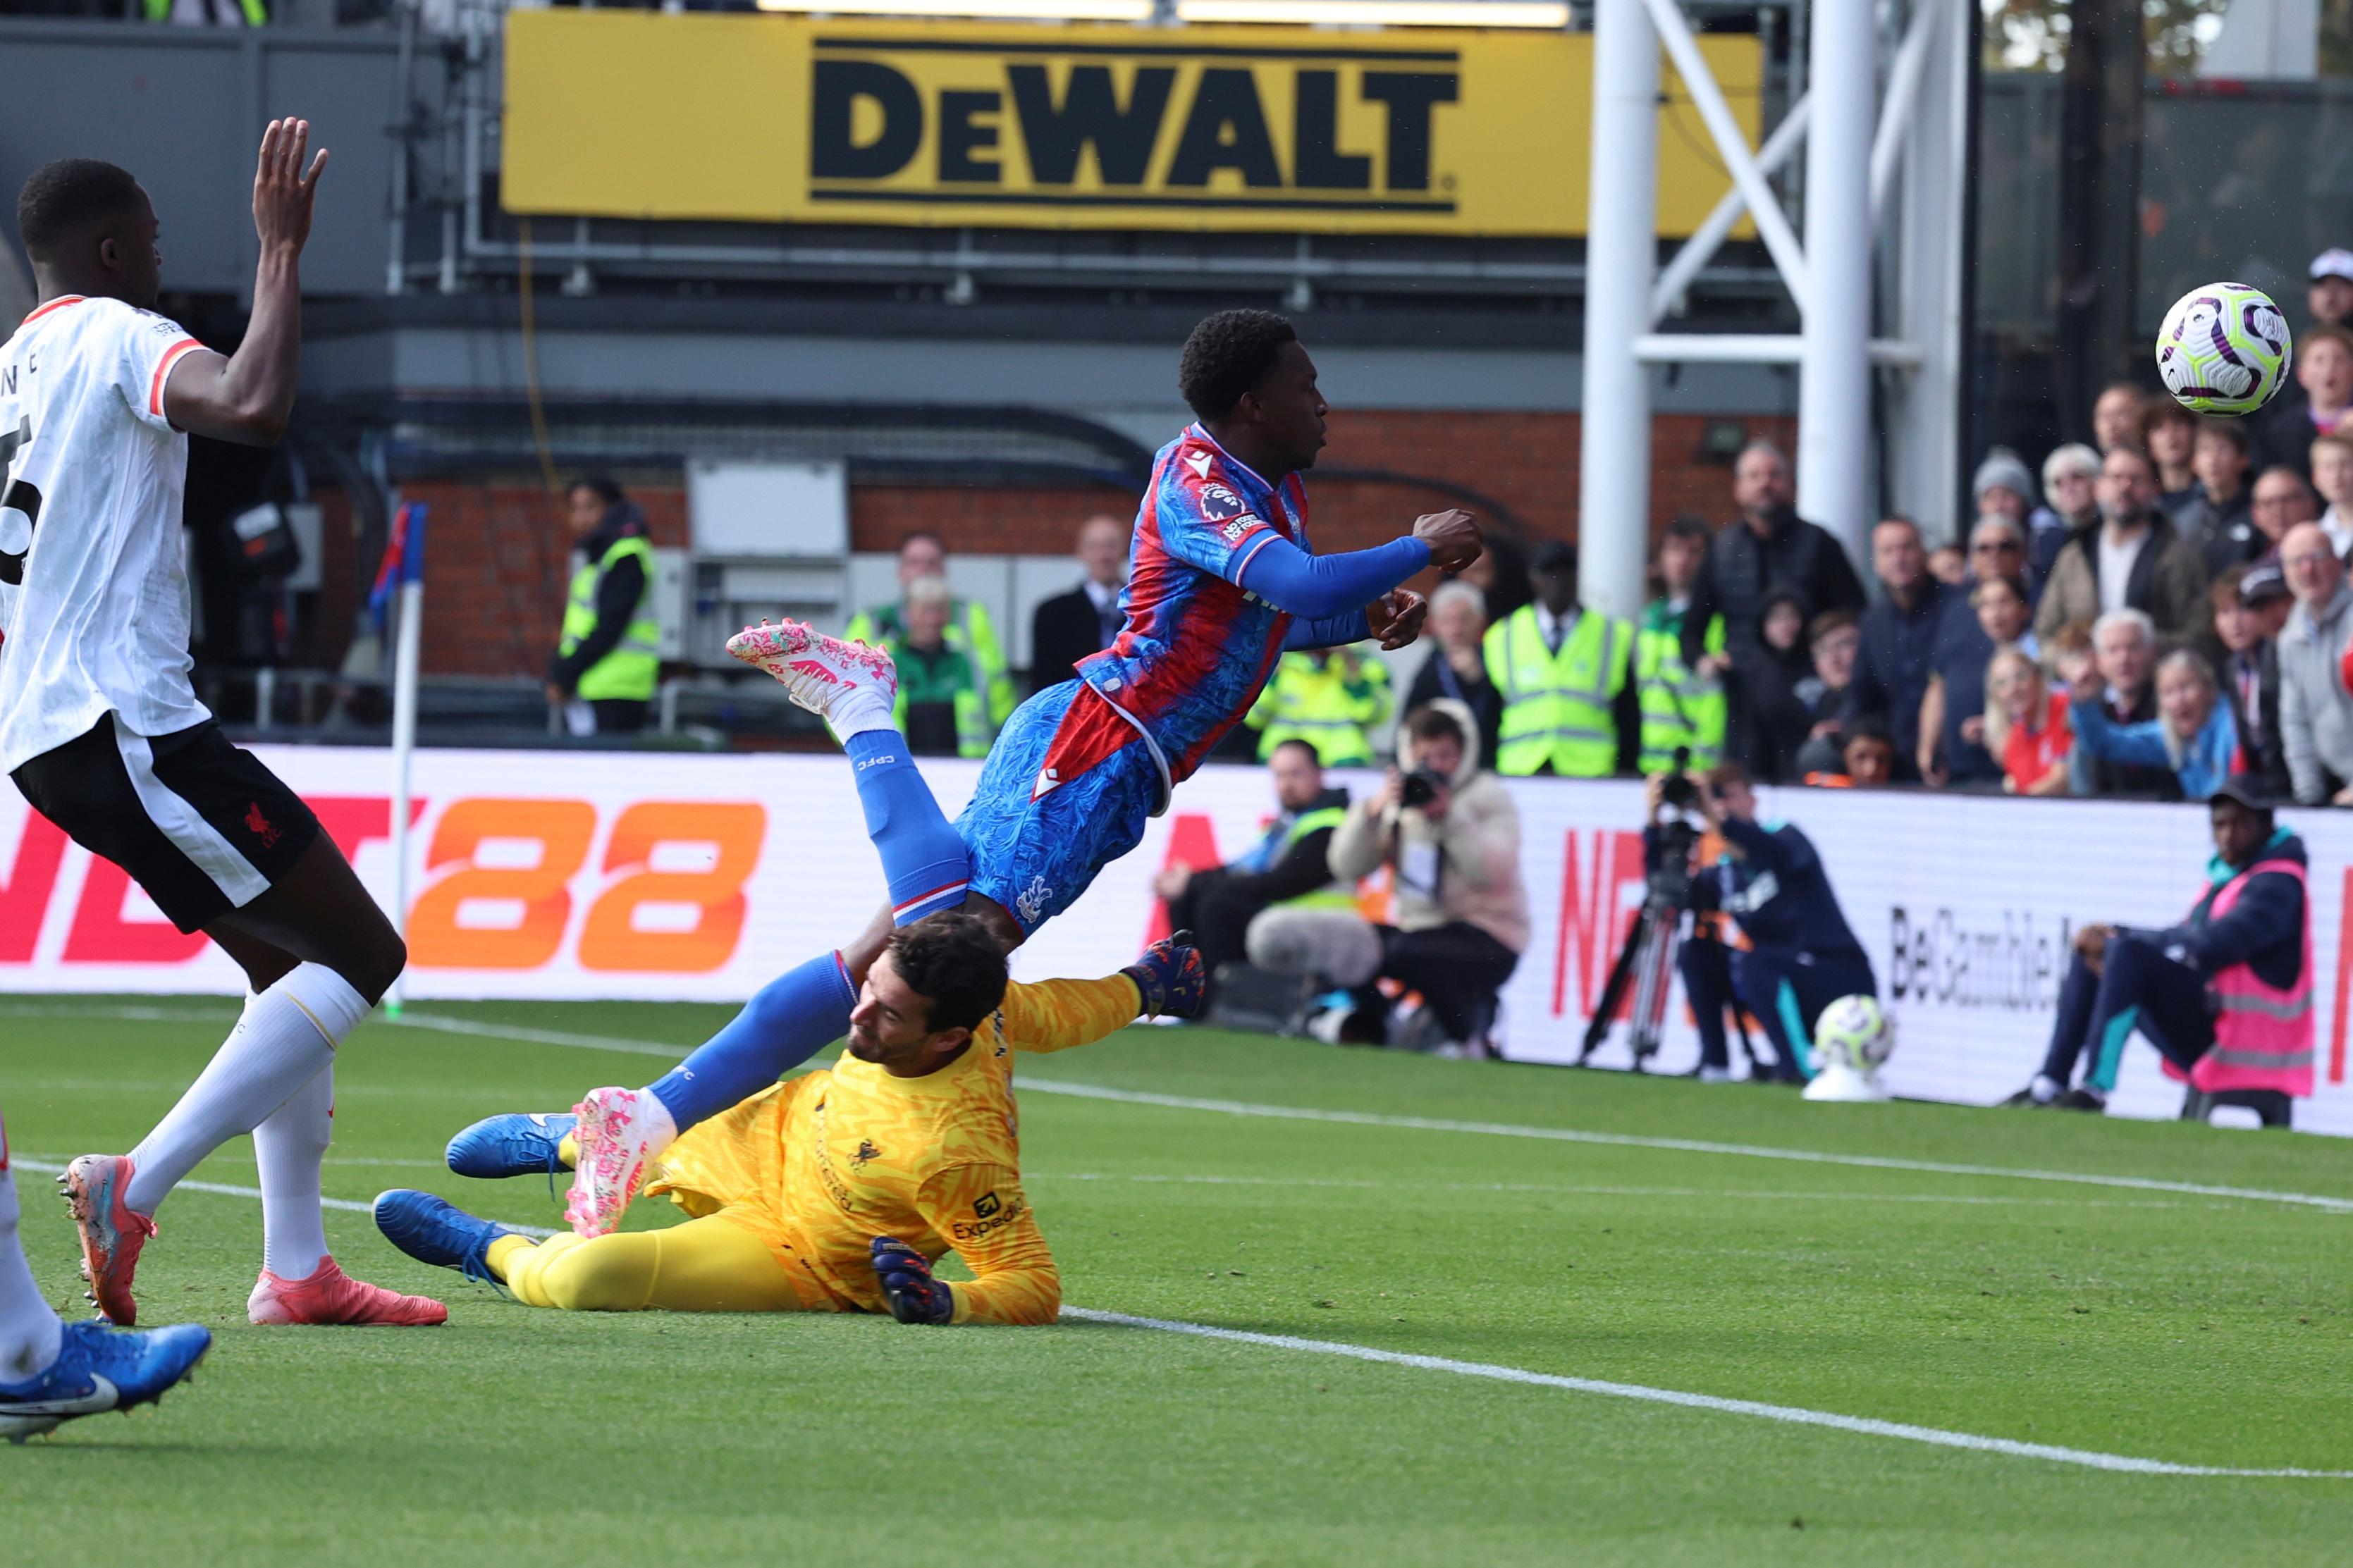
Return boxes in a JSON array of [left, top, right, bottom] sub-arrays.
[[2311, 247, 2353, 283]]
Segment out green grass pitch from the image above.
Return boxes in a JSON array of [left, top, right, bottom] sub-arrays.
[[5, 996, 2353, 1565]]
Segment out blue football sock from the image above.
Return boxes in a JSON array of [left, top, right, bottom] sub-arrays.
[[842, 728, 971, 925], [645, 951, 858, 1132]]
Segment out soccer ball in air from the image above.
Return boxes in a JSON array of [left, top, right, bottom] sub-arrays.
[[2155, 283, 2292, 416]]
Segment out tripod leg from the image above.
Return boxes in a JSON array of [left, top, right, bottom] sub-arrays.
[[1580, 906, 1653, 1061], [1638, 927, 1682, 1070]]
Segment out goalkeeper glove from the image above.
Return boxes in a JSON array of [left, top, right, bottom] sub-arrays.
[[1123, 929, 1207, 1020], [871, 1236, 954, 1324]]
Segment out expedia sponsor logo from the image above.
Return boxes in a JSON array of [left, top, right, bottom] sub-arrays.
[[951, 1191, 1026, 1242], [808, 39, 1460, 216]]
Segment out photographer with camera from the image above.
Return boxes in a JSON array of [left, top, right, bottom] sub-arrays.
[[1313, 700, 1530, 1056], [1649, 762, 1876, 1081]]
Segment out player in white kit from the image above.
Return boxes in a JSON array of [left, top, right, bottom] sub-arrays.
[[0, 122, 443, 1338]]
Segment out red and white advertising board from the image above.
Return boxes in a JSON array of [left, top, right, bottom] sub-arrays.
[[5, 748, 2349, 1133]]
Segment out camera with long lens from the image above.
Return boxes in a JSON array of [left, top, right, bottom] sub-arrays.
[[1399, 768, 1446, 809]]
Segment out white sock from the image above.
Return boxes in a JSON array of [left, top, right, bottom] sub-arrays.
[[254, 1061, 333, 1281], [829, 686, 895, 741], [126, 963, 367, 1216], [2030, 1073, 2061, 1104], [0, 1130, 65, 1385], [637, 1091, 680, 1159]]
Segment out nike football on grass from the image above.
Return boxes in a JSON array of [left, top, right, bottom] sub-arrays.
[[0, 1320, 211, 1443]]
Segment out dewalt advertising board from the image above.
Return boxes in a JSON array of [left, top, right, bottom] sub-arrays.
[[502, 11, 1759, 238]]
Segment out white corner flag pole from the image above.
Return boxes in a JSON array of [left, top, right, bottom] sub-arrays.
[[385, 502, 424, 1016]]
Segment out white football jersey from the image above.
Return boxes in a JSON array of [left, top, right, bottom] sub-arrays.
[[0, 295, 212, 774]]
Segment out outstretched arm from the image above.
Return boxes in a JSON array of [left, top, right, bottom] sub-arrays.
[[1004, 932, 1207, 1053], [163, 119, 328, 446]]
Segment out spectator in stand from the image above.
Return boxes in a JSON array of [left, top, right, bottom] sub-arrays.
[[1453, 538, 1532, 624], [1678, 441, 1867, 752], [2034, 446, 2210, 642], [1155, 739, 1354, 1011], [1248, 647, 1391, 769], [2247, 466, 2320, 568], [1965, 514, 2033, 595], [2008, 779, 2311, 1123], [2277, 521, 2353, 805], [1027, 514, 1128, 693], [2068, 610, 2175, 799], [2175, 419, 2258, 576], [1633, 517, 1728, 772], [546, 474, 658, 738], [2031, 443, 2103, 586], [1843, 515, 1947, 782], [1805, 716, 1898, 789], [1987, 646, 2070, 795], [1926, 543, 1967, 587], [1972, 450, 2042, 591], [884, 576, 1001, 758], [2311, 432, 2353, 559], [1917, 570, 2035, 788], [2212, 562, 2292, 798], [2092, 382, 2149, 455], [847, 531, 1014, 734], [2260, 323, 2353, 475], [1485, 542, 1640, 777], [2311, 248, 2353, 329], [1743, 587, 1817, 783], [2065, 648, 2245, 803], [2143, 401, 2201, 520], [1790, 607, 1860, 777], [1404, 579, 1502, 766]]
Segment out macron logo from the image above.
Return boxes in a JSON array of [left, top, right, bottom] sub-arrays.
[[1033, 765, 1061, 799], [1184, 452, 1212, 479]]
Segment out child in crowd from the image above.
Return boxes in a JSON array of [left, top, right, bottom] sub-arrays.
[[1989, 646, 2070, 796]]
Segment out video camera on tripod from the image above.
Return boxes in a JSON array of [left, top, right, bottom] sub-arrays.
[[1577, 748, 1757, 1071]]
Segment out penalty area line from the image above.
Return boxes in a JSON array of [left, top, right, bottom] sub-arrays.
[[1060, 1307, 2353, 1479]]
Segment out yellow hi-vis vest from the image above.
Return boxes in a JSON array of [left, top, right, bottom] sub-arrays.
[[847, 598, 1015, 728], [1483, 606, 1631, 777], [887, 624, 998, 759], [1248, 652, 1389, 767], [1273, 803, 1357, 910], [1635, 617, 1728, 773], [559, 536, 660, 703]]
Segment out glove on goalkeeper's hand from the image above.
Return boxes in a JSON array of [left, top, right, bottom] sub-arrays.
[[1123, 929, 1207, 1020], [871, 1236, 954, 1324]]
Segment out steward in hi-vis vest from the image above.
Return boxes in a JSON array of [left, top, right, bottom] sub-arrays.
[[549, 479, 661, 734], [1483, 543, 1635, 778]]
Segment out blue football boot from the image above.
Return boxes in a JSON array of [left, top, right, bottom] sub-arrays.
[[373, 1190, 513, 1287], [445, 1112, 576, 1184], [0, 1319, 211, 1443]]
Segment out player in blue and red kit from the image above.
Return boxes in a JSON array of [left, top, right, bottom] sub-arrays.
[[449, 310, 1482, 1234]]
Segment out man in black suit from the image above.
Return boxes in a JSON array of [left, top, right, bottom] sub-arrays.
[[1028, 513, 1129, 691]]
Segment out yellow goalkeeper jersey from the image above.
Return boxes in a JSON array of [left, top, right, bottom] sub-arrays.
[[645, 973, 1140, 1325]]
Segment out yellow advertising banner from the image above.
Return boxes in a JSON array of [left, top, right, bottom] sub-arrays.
[[502, 11, 1759, 239]]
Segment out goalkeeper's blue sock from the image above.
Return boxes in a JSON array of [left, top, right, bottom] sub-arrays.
[[644, 952, 858, 1133], [842, 728, 971, 925]]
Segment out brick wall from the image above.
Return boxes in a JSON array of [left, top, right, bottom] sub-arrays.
[[391, 408, 1796, 677]]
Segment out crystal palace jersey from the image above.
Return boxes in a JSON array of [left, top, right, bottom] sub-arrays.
[[1072, 424, 1308, 789], [0, 295, 211, 773]]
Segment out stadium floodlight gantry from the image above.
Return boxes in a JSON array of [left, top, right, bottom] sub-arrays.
[[1578, 0, 1974, 622]]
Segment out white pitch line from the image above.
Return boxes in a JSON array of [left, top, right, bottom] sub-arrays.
[[24, 1004, 2353, 1213], [1059, 1307, 2353, 1479], [8, 1159, 561, 1238], [9, 1149, 2330, 1481], [1027, 1171, 2185, 1209]]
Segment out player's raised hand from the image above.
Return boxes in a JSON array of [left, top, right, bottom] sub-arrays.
[[871, 1237, 955, 1323], [1411, 509, 1482, 574], [252, 118, 329, 257], [1124, 928, 1206, 1020], [1367, 588, 1428, 651]]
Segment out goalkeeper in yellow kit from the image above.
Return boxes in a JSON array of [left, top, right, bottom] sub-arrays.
[[370, 915, 1203, 1325]]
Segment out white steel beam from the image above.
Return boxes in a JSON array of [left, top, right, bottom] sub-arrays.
[[1651, 95, 1812, 324], [1640, 0, 1812, 311], [1635, 335, 1924, 368], [1869, 0, 1942, 228], [1578, 0, 1659, 622], [1796, 0, 1878, 555]]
